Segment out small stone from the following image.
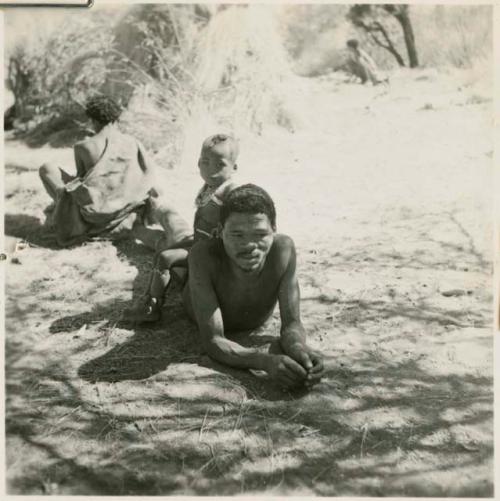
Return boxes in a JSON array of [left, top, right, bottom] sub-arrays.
[[442, 289, 466, 297]]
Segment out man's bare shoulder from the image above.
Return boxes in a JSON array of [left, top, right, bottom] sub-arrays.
[[74, 137, 93, 151], [273, 233, 295, 256], [75, 126, 135, 146], [266, 234, 296, 275], [73, 136, 99, 167]]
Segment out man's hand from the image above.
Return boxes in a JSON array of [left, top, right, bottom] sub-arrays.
[[286, 343, 324, 388], [265, 354, 308, 388]]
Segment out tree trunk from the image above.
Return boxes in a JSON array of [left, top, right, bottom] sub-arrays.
[[7, 57, 28, 118], [395, 9, 419, 68]]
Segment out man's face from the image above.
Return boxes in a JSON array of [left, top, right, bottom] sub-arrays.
[[198, 148, 236, 188], [221, 212, 275, 273]]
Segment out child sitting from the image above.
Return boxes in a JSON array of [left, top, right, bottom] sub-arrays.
[[124, 133, 240, 323]]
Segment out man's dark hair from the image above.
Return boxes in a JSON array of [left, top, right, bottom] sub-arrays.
[[85, 95, 122, 125], [221, 184, 276, 230], [347, 39, 359, 49]]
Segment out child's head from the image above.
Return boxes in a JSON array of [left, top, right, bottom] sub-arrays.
[[198, 134, 239, 187]]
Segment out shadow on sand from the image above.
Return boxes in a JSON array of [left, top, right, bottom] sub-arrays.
[[6, 325, 493, 496], [4, 213, 59, 249], [5, 213, 493, 496]]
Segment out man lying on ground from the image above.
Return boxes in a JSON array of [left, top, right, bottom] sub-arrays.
[[39, 95, 156, 246], [183, 184, 324, 389]]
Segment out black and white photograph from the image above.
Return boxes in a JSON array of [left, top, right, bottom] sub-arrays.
[[3, 1, 495, 496]]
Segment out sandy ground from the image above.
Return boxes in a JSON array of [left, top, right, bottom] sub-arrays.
[[4, 69, 494, 496]]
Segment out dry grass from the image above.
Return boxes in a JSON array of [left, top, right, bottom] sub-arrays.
[[5, 68, 493, 496]]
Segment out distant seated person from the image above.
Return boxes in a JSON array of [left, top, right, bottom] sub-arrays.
[[183, 184, 324, 389], [39, 95, 157, 247], [345, 38, 387, 86], [124, 133, 240, 323]]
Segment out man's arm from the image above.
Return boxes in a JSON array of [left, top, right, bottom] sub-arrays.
[[278, 238, 307, 350], [188, 243, 307, 386], [73, 143, 92, 178], [278, 238, 324, 386]]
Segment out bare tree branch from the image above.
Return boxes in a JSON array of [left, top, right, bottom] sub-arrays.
[[372, 21, 406, 66]]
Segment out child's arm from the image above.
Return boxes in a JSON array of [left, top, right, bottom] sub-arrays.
[[215, 179, 239, 202]]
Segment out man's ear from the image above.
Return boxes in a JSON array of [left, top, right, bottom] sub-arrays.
[[233, 163, 238, 171], [92, 118, 105, 133]]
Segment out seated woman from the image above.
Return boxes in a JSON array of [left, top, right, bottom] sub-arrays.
[[39, 95, 157, 247], [345, 39, 387, 86]]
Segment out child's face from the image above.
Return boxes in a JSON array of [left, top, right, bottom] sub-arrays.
[[198, 148, 236, 187]]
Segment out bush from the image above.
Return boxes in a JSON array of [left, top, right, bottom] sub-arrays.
[[6, 14, 115, 125], [279, 4, 353, 75], [5, 4, 301, 159], [411, 5, 492, 69]]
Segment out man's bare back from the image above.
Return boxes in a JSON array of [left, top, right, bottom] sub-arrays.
[[74, 125, 149, 177], [73, 132, 107, 177]]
